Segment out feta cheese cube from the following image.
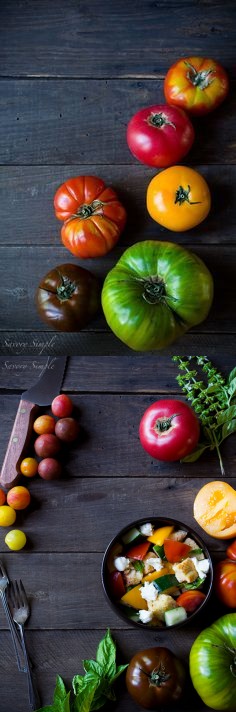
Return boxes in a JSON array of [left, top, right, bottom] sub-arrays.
[[139, 523, 154, 536], [140, 581, 159, 602], [138, 609, 153, 624], [114, 556, 130, 572]]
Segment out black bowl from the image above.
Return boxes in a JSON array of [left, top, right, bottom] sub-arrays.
[[101, 516, 213, 630]]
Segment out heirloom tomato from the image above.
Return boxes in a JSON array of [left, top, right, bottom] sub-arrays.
[[194, 481, 236, 539], [36, 263, 101, 332], [227, 540, 236, 561], [139, 399, 200, 461], [190, 613, 236, 710], [146, 166, 211, 231], [126, 104, 194, 168], [54, 175, 126, 258], [214, 560, 236, 608], [101, 240, 213, 351], [164, 56, 229, 115], [126, 647, 185, 708]]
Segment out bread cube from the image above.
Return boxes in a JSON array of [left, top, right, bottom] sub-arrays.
[[123, 566, 143, 587], [173, 558, 198, 584], [147, 594, 177, 621]]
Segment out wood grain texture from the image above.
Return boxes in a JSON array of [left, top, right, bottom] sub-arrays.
[[0, 78, 235, 165], [0, 0, 235, 78], [1, 164, 235, 246]]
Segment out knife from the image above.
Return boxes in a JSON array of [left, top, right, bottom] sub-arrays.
[[0, 356, 67, 489]]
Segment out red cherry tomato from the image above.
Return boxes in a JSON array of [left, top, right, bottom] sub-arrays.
[[139, 399, 200, 462], [51, 394, 73, 418], [127, 541, 150, 561], [55, 417, 80, 442], [164, 539, 191, 563], [214, 560, 236, 608], [38, 458, 62, 480], [226, 540, 236, 561], [176, 591, 206, 613], [34, 433, 61, 458], [126, 104, 194, 168]]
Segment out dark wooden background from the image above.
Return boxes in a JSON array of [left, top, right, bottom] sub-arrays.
[[0, 0, 236, 354]]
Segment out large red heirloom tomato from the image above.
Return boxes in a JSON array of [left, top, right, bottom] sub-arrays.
[[126, 104, 194, 168], [126, 647, 185, 709], [164, 57, 229, 115], [139, 399, 200, 461], [54, 175, 127, 258], [214, 560, 236, 608]]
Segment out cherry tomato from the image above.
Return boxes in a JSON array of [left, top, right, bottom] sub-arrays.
[[0, 506, 16, 526], [7, 486, 31, 510], [38, 458, 62, 480], [51, 394, 73, 418], [139, 399, 200, 461], [164, 539, 191, 563], [54, 175, 127, 258], [33, 415, 55, 435], [20, 457, 38, 478], [127, 104, 194, 168], [126, 647, 185, 708], [34, 433, 61, 458], [146, 166, 211, 232], [164, 57, 229, 115], [226, 540, 236, 561], [214, 560, 236, 608], [55, 417, 80, 442], [5, 530, 27, 551], [0, 489, 6, 505], [126, 541, 150, 560], [176, 590, 206, 613]]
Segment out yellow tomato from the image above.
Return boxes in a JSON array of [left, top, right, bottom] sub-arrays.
[[194, 481, 236, 539], [5, 529, 27, 551], [0, 505, 16, 526], [146, 166, 211, 231], [20, 457, 38, 477]]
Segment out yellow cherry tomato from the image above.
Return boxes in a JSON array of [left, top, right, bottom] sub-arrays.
[[5, 529, 27, 551], [146, 165, 211, 232], [0, 505, 16, 526], [20, 457, 38, 477]]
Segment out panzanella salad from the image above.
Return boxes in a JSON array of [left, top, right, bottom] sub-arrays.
[[106, 523, 210, 627]]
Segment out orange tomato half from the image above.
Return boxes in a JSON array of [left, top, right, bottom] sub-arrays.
[[164, 57, 229, 115], [146, 166, 211, 232]]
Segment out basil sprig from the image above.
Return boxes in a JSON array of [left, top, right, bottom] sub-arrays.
[[173, 356, 236, 476], [36, 629, 127, 712]]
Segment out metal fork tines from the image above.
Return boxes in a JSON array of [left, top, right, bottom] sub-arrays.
[[0, 560, 26, 672], [8, 579, 40, 711]]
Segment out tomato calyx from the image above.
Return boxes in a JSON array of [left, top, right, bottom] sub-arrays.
[[154, 414, 180, 434], [147, 112, 176, 130], [71, 199, 104, 220], [140, 664, 171, 687], [175, 185, 201, 206], [140, 277, 166, 304], [56, 274, 76, 301], [184, 61, 216, 90]]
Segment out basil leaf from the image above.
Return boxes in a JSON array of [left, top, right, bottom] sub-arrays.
[[227, 367, 236, 384], [112, 663, 129, 681], [217, 405, 236, 425], [181, 444, 208, 463], [73, 676, 99, 712], [96, 629, 116, 679], [35, 707, 54, 712], [83, 660, 103, 676], [182, 577, 205, 591], [90, 696, 107, 711], [72, 675, 84, 695], [54, 676, 68, 705], [222, 418, 236, 439], [189, 548, 203, 557], [228, 378, 236, 399]]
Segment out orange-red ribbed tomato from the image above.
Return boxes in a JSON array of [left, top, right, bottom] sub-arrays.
[[164, 57, 229, 115], [54, 175, 127, 258], [214, 560, 236, 608]]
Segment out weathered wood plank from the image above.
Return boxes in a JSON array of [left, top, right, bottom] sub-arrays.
[[0, 79, 235, 164], [1, 349, 236, 392], [0, 629, 212, 711], [1, 164, 235, 246], [0, 245, 235, 333], [0, 0, 235, 78]]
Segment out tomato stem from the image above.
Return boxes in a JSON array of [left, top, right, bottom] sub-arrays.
[[76, 199, 104, 219], [147, 112, 176, 130], [184, 61, 215, 90], [155, 414, 180, 433], [175, 185, 201, 206], [141, 277, 166, 304], [140, 665, 171, 686], [56, 274, 76, 301]]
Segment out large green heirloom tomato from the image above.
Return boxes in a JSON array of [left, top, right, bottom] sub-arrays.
[[101, 241, 213, 351], [190, 613, 236, 711]]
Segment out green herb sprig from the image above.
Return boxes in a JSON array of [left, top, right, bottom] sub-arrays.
[[173, 355, 236, 476], [36, 629, 128, 712]]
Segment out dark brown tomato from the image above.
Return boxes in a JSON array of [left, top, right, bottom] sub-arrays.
[[36, 263, 101, 331], [126, 647, 185, 709]]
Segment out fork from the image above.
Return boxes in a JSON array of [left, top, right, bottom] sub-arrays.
[[0, 560, 26, 672], [8, 579, 41, 710]]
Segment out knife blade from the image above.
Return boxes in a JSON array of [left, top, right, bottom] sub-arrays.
[[0, 356, 67, 489]]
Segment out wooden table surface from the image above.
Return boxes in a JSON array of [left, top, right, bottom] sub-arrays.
[[0, 1, 236, 711]]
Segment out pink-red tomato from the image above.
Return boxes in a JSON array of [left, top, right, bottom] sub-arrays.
[[126, 104, 195, 168], [51, 394, 73, 418], [34, 433, 61, 458], [7, 486, 31, 510], [55, 417, 80, 442], [139, 399, 200, 461], [38, 458, 62, 480]]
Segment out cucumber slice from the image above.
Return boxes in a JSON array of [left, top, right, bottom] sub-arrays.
[[165, 607, 187, 627], [153, 574, 179, 592], [122, 527, 143, 545], [153, 544, 165, 558]]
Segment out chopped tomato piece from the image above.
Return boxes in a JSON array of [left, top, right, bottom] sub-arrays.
[[127, 541, 150, 560], [108, 571, 126, 599], [176, 590, 206, 613], [164, 539, 191, 563]]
